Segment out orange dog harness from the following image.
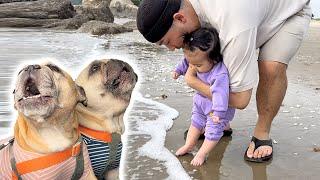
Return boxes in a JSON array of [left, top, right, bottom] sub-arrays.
[[0, 138, 84, 180]]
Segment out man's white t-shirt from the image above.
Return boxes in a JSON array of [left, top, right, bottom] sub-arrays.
[[189, 0, 310, 92]]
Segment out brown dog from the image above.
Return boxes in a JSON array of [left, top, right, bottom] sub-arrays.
[[0, 63, 96, 179], [75, 59, 137, 180]]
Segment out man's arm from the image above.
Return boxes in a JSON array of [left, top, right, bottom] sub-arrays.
[[185, 73, 252, 109], [186, 28, 258, 109]]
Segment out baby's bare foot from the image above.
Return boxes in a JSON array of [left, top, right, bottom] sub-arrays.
[[175, 145, 193, 156], [190, 152, 206, 166]]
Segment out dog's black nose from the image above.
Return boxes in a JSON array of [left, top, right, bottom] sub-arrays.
[[25, 65, 41, 72]]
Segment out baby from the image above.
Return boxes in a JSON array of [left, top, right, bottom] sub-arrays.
[[173, 28, 235, 166]]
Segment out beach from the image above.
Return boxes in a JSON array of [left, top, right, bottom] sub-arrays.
[[125, 21, 320, 179], [160, 21, 320, 179], [0, 20, 319, 180]]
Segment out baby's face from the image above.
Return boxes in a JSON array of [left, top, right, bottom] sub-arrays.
[[183, 48, 213, 73]]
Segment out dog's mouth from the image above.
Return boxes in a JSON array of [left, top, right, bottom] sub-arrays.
[[17, 77, 53, 103], [102, 59, 137, 101], [14, 65, 58, 119], [104, 60, 137, 91], [111, 66, 136, 88]]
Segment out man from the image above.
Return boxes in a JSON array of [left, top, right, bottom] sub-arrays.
[[136, 0, 311, 162]]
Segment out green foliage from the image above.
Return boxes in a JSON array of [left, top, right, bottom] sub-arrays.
[[131, 0, 141, 6]]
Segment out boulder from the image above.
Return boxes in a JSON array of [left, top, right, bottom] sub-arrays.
[[0, 0, 75, 28], [109, 0, 138, 18], [0, 0, 75, 19], [46, 4, 114, 30], [82, 0, 111, 7], [74, 4, 113, 23], [78, 20, 133, 35], [122, 20, 136, 30], [0, 0, 36, 4]]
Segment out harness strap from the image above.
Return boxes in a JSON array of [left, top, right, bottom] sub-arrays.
[[9, 137, 83, 180], [0, 138, 14, 150], [5, 139, 21, 180], [98, 133, 121, 180], [71, 136, 84, 180]]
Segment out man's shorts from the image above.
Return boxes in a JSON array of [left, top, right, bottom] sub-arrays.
[[258, 2, 312, 64]]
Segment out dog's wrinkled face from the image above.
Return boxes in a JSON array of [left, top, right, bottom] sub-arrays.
[[14, 63, 86, 122], [76, 59, 137, 110]]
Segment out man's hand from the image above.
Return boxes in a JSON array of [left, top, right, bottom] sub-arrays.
[[172, 71, 180, 79], [210, 112, 220, 123]]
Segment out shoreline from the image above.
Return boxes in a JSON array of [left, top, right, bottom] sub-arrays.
[[156, 21, 320, 179], [0, 19, 319, 179]]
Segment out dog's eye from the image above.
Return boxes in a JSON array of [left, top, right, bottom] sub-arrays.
[[89, 63, 101, 76], [17, 69, 23, 75], [46, 64, 62, 74]]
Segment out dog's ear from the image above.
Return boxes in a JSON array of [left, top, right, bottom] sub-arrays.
[[76, 85, 87, 107]]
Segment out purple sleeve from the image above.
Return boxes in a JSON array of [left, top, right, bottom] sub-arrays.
[[204, 117, 228, 141], [210, 73, 229, 119], [175, 58, 189, 75]]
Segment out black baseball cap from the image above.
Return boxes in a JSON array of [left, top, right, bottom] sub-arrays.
[[137, 0, 182, 43]]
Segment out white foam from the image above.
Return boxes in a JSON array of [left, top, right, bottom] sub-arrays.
[[122, 93, 191, 180]]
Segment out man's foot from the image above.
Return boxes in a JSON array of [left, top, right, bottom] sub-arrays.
[[245, 136, 273, 162], [175, 145, 194, 156], [191, 152, 206, 166]]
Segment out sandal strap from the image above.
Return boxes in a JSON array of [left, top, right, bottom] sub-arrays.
[[251, 136, 273, 151]]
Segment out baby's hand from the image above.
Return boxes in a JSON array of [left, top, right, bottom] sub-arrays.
[[210, 113, 220, 123], [172, 71, 180, 79]]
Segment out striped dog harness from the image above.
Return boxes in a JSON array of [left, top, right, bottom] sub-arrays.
[[81, 133, 122, 179]]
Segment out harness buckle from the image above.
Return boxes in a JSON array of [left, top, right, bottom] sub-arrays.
[[71, 141, 81, 157]]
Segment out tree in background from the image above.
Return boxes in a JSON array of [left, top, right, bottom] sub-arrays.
[[131, 0, 141, 6]]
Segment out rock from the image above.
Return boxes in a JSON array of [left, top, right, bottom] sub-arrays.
[[74, 4, 114, 23], [82, 0, 111, 7], [0, 0, 36, 4], [110, 0, 138, 18], [314, 147, 320, 152], [122, 20, 137, 30], [0, 0, 75, 28], [44, 14, 89, 29], [0, 18, 60, 27], [0, 0, 75, 19], [46, 4, 114, 30], [161, 94, 168, 99], [78, 20, 132, 35]]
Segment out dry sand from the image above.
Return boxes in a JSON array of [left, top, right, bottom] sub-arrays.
[[135, 21, 320, 179]]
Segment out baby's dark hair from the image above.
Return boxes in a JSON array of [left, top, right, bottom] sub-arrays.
[[183, 27, 222, 63]]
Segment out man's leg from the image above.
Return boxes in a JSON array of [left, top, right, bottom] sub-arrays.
[[246, 61, 287, 159]]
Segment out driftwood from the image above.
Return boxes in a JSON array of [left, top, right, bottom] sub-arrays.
[[0, 0, 75, 19]]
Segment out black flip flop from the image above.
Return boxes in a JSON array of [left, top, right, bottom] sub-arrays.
[[244, 136, 273, 163], [183, 128, 233, 140]]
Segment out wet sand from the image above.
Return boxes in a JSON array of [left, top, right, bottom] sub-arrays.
[[138, 21, 320, 179], [0, 20, 319, 179]]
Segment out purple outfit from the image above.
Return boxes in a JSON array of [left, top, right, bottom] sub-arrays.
[[175, 58, 235, 141]]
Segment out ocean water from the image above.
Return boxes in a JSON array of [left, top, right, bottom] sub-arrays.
[[0, 28, 189, 179]]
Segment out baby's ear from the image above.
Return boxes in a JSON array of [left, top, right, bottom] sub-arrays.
[[76, 85, 87, 107]]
